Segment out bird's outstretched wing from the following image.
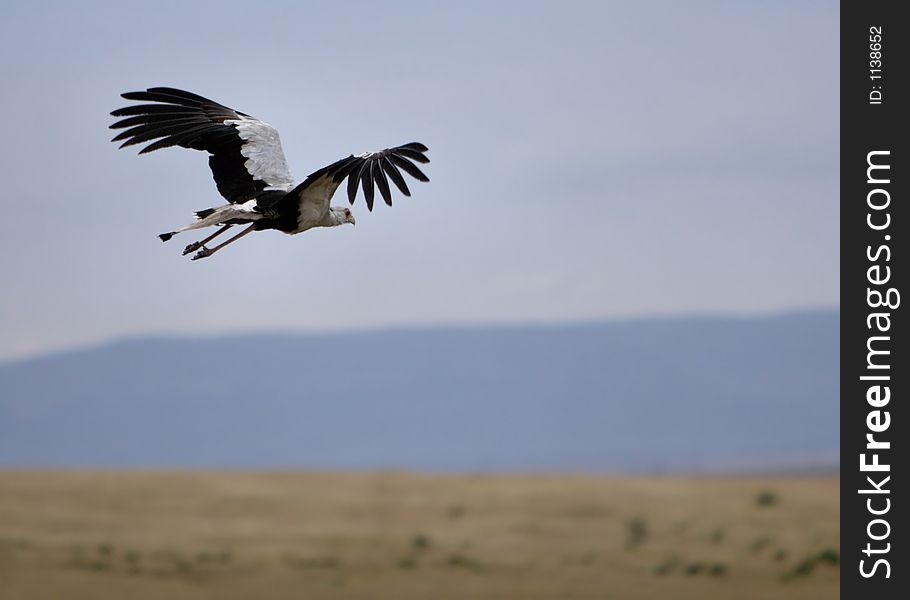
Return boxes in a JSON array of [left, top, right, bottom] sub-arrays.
[[110, 87, 295, 204], [288, 143, 430, 213]]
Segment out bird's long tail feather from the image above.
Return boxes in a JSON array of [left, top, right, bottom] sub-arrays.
[[157, 203, 261, 241]]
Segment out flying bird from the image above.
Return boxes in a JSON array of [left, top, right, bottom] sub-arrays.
[[110, 87, 430, 260]]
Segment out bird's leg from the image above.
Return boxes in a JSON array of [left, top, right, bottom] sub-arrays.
[[183, 224, 233, 255], [191, 224, 256, 261]]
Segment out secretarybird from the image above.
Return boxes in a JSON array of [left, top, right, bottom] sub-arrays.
[[110, 87, 430, 260]]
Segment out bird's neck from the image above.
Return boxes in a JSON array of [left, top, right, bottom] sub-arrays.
[[323, 208, 345, 227]]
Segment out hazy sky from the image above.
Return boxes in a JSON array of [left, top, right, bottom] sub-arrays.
[[0, 1, 838, 360]]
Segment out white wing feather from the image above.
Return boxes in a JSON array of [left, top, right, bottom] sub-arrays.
[[225, 116, 296, 191]]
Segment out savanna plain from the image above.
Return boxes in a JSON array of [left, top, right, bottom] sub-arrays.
[[0, 472, 838, 599]]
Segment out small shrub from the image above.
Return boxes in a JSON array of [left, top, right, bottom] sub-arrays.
[[709, 563, 728, 577], [412, 533, 432, 551], [447, 553, 482, 570], [756, 491, 779, 507], [625, 517, 648, 549], [816, 548, 839, 565], [749, 536, 772, 553], [787, 558, 815, 578], [684, 562, 704, 576], [784, 549, 838, 579], [709, 527, 725, 544]]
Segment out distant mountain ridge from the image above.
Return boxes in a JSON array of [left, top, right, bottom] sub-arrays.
[[0, 311, 839, 473]]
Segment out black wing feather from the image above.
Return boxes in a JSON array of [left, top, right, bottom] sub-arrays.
[[381, 157, 411, 197], [373, 159, 392, 206], [399, 142, 429, 152], [346, 164, 361, 205], [388, 154, 430, 182], [137, 124, 222, 154], [145, 86, 218, 105], [332, 157, 361, 183], [290, 143, 429, 213], [110, 107, 200, 123], [112, 118, 211, 146], [395, 148, 430, 164], [110, 113, 200, 132], [360, 162, 375, 211], [120, 89, 205, 106]]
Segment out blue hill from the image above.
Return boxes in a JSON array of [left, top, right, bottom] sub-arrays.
[[0, 311, 838, 473]]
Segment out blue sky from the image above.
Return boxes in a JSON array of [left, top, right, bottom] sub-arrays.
[[0, 1, 838, 360]]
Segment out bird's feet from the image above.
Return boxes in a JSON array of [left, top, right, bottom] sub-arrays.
[[191, 247, 214, 261], [182, 241, 203, 256]]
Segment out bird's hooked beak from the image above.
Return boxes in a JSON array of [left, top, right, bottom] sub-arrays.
[[349, 214, 356, 226]]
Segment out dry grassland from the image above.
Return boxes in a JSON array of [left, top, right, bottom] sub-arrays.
[[0, 471, 838, 599]]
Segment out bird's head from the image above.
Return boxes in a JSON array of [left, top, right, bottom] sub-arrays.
[[331, 207, 356, 227]]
